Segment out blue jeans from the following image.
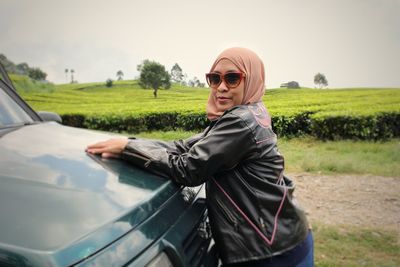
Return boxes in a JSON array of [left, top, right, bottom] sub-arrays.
[[223, 230, 314, 267]]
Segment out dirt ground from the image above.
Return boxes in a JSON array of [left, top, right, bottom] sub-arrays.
[[289, 173, 400, 236]]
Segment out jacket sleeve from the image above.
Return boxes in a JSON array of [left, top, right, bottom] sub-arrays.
[[127, 132, 204, 154], [169, 131, 206, 153], [121, 113, 255, 186]]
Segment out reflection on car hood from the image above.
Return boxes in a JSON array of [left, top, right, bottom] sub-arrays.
[[0, 122, 181, 266]]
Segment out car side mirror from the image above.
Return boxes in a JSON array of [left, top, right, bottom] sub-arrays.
[[38, 111, 62, 123]]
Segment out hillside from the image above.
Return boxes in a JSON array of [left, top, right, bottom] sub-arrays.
[[10, 74, 56, 93]]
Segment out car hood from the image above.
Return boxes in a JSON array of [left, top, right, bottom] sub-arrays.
[[0, 122, 181, 266]]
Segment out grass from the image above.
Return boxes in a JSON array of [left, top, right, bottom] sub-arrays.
[[135, 131, 400, 177], [20, 80, 210, 115], [278, 137, 400, 177], [314, 224, 400, 266]]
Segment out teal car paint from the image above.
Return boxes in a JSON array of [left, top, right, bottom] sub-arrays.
[[0, 63, 216, 267]]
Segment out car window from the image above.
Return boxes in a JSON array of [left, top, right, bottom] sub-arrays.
[[0, 86, 34, 127], [0, 64, 13, 89]]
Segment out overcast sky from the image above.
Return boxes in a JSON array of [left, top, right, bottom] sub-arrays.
[[1, 0, 399, 88]]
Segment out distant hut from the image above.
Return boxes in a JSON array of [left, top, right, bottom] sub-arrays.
[[280, 81, 300, 89]]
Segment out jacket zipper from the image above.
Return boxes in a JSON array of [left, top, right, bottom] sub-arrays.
[[215, 198, 238, 229], [259, 217, 267, 232]]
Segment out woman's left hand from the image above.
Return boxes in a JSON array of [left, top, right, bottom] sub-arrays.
[[86, 138, 129, 158]]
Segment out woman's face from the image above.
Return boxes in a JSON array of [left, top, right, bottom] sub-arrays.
[[211, 59, 245, 113]]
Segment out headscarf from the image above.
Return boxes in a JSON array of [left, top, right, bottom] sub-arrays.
[[206, 47, 266, 120]]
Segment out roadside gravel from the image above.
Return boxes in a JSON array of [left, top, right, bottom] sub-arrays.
[[289, 173, 400, 236]]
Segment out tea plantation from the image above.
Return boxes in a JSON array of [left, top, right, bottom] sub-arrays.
[[15, 76, 400, 140]]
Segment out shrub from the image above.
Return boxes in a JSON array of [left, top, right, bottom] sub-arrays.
[[60, 111, 400, 140], [310, 113, 400, 140], [272, 112, 313, 137], [105, 79, 113, 87]]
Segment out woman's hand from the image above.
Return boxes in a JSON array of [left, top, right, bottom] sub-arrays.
[[85, 138, 129, 158]]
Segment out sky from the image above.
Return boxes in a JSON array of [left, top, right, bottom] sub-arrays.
[[1, 0, 399, 88]]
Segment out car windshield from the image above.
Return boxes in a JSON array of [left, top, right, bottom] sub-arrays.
[[0, 86, 34, 128]]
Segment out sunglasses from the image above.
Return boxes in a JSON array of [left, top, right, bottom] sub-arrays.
[[205, 72, 245, 89]]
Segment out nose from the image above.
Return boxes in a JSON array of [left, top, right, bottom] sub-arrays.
[[217, 80, 228, 92]]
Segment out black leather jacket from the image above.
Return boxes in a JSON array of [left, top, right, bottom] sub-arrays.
[[122, 102, 309, 264]]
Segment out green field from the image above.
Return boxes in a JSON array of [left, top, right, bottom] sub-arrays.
[[11, 76, 400, 140], [17, 78, 400, 118], [20, 79, 210, 115]]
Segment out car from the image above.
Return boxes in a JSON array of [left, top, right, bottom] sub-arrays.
[[0, 63, 218, 267]]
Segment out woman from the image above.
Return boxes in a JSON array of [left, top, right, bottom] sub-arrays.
[[86, 47, 313, 266]]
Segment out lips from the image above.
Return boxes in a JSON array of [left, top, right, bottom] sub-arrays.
[[216, 96, 232, 104]]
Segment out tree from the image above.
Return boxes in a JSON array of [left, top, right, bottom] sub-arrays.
[[65, 69, 69, 83], [116, 70, 124, 80], [188, 76, 205, 88], [28, 67, 47, 81], [70, 69, 75, 83], [0, 54, 48, 81], [180, 73, 188, 86], [314, 73, 328, 89], [170, 63, 184, 84], [138, 60, 171, 98], [0, 54, 17, 73], [16, 63, 30, 75], [137, 59, 151, 72]]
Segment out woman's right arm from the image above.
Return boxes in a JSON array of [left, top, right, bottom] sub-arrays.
[[152, 131, 205, 154], [85, 130, 205, 159], [122, 113, 255, 186]]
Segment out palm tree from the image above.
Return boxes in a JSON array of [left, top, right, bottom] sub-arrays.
[[116, 70, 124, 81], [70, 69, 75, 83], [65, 69, 69, 83]]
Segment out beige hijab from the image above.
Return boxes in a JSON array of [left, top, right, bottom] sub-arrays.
[[206, 47, 266, 120]]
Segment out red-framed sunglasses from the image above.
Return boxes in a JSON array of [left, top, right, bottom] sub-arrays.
[[205, 72, 245, 89]]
